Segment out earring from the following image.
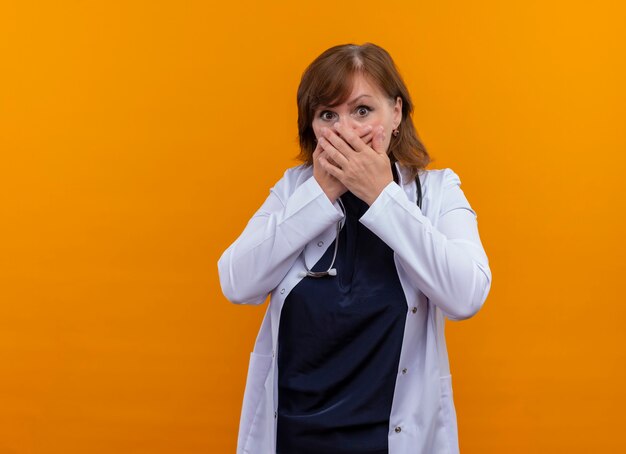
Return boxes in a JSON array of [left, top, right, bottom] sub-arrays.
[[392, 127, 400, 137]]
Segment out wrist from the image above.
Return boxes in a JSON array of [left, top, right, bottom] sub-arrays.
[[323, 186, 344, 203], [364, 180, 393, 206]]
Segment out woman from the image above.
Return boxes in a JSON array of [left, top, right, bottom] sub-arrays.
[[218, 43, 492, 454]]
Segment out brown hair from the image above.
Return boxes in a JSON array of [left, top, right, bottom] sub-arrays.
[[297, 43, 430, 180]]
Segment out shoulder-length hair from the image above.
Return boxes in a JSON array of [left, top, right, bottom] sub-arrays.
[[296, 43, 430, 180]]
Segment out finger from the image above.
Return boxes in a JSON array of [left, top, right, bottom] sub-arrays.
[[323, 130, 355, 160], [361, 132, 374, 145], [318, 147, 339, 168], [356, 124, 373, 140], [333, 122, 369, 153], [354, 125, 374, 146], [318, 136, 349, 168], [312, 140, 323, 162], [372, 125, 386, 154], [318, 154, 344, 179]]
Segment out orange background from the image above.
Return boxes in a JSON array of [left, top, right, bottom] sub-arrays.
[[1, 1, 625, 453]]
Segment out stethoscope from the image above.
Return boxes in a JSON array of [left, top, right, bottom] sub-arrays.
[[299, 173, 423, 279]]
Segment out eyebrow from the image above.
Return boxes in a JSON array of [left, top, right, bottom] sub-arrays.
[[318, 94, 373, 110]]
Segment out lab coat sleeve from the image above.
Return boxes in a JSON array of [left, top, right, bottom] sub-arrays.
[[218, 168, 344, 305], [359, 168, 492, 320]]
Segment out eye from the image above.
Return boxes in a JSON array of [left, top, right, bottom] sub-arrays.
[[319, 111, 336, 121], [355, 105, 372, 117]]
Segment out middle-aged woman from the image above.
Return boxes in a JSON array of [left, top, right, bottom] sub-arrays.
[[218, 43, 492, 454]]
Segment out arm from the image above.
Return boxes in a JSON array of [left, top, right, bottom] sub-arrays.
[[360, 169, 492, 320], [217, 168, 344, 305]]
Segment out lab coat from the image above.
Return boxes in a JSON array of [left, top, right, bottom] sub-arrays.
[[218, 163, 492, 454]]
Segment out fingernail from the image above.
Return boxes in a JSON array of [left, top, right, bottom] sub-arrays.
[[364, 125, 373, 132]]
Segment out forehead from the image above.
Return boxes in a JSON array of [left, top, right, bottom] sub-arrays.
[[348, 74, 386, 97]]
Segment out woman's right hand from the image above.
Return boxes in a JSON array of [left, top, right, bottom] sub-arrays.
[[313, 141, 347, 203], [313, 125, 373, 203]]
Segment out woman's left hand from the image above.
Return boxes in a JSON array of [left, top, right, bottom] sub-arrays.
[[317, 122, 393, 205]]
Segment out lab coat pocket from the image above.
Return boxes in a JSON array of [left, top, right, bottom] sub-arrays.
[[439, 374, 460, 454], [238, 352, 273, 452]]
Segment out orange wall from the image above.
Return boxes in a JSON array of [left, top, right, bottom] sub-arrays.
[[1, 1, 625, 453]]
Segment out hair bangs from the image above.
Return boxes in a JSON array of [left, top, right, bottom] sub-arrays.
[[309, 60, 360, 110]]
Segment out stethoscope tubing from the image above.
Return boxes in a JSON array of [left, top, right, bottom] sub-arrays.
[[299, 174, 422, 279]]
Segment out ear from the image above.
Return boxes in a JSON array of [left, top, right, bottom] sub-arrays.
[[393, 96, 403, 129]]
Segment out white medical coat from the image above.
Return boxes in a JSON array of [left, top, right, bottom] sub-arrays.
[[218, 163, 492, 454]]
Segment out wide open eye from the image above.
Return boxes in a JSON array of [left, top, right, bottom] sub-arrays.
[[319, 111, 336, 121], [355, 106, 372, 117]]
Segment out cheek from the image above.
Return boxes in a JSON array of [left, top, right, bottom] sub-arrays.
[[367, 113, 393, 131], [311, 121, 323, 139]]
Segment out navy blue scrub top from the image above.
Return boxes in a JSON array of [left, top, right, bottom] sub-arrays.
[[276, 191, 408, 454]]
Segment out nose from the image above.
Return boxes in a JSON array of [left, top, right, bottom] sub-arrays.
[[334, 115, 359, 130]]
